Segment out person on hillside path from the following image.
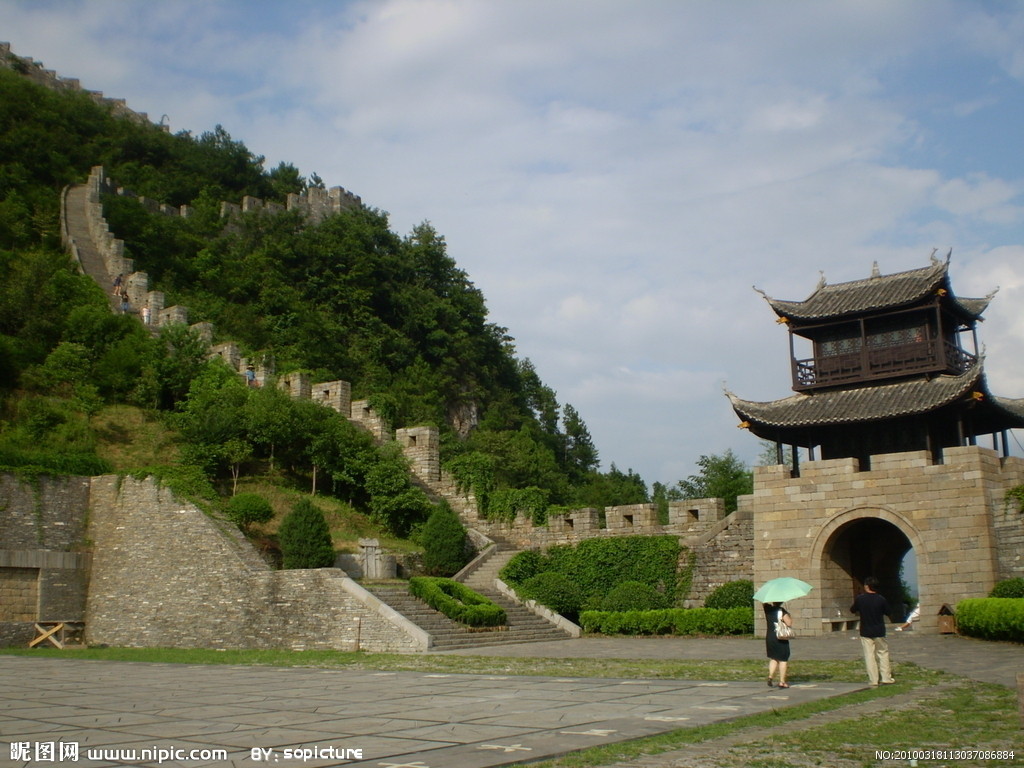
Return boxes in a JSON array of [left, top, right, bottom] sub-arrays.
[[112, 273, 123, 297], [764, 601, 792, 688], [851, 576, 896, 685]]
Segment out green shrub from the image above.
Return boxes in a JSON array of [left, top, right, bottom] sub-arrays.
[[277, 498, 334, 569], [499, 549, 544, 586], [420, 503, 468, 576], [521, 536, 683, 605], [408, 577, 506, 627], [226, 492, 273, 531], [956, 598, 1024, 642], [580, 607, 753, 636], [599, 581, 669, 612], [704, 579, 754, 609], [519, 572, 584, 619], [989, 578, 1024, 598]]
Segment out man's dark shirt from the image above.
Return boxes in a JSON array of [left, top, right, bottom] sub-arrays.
[[851, 591, 890, 638]]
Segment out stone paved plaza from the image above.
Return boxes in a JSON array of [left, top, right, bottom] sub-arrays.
[[1, 655, 863, 768], [4, 633, 1022, 768]]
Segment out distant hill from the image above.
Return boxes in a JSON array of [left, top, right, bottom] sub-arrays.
[[0, 45, 649, 533]]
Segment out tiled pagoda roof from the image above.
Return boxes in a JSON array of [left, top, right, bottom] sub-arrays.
[[759, 256, 993, 322], [727, 363, 1024, 429]]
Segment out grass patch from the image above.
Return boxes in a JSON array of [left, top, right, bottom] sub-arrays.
[[0, 645, 899, 680], [92, 404, 179, 470]]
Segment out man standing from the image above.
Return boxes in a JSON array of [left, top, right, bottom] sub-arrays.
[[850, 576, 896, 686]]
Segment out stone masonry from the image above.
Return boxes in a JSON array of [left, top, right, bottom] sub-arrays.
[[750, 446, 1024, 636], [0, 474, 93, 645], [84, 475, 427, 652]]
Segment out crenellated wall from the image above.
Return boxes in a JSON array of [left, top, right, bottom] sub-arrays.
[[750, 446, 1024, 636], [1, 42, 161, 128]]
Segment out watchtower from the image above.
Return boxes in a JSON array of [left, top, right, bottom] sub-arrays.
[[732, 252, 1022, 469], [727, 254, 1024, 634]]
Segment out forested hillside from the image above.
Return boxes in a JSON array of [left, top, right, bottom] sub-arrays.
[[0, 58, 660, 540]]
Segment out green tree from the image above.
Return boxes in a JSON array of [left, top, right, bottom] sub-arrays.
[[675, 449, 753, 513], [278, 498, 334, 569], [561, 403, 598, 481], [419, 502, 468, 576], [226, 492, 274, 532], [364, 443, 433, 536]]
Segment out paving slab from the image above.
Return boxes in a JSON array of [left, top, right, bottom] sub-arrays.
[[0, 656, 863, 768]]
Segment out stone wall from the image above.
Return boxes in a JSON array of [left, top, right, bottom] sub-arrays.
[[1, 42, 159, 127], [85, 475, 427, 652], [750, 446, 1024, 636], [688, 501, 755, 605], [0, 475, 93, 636]]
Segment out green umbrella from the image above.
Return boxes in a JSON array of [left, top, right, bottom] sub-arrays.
[[752, 577, 813, 603]]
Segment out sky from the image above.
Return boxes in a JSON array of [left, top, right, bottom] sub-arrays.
[[4, 0, 1024, 487]]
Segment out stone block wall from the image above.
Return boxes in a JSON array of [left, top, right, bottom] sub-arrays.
[[750, 446, 1024, 636], [0, 476, 93, 638], [1, 42, 157, 127], [397, 426, 441, 483], [688, 502, 755, 606], [0, 568, 38, 621], [85, 475, 426, 652]]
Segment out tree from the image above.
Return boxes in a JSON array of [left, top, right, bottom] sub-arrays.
[[226, 492, 274, 533], [419, 502, 468, 576], [278, 498, 335, 569], [675, 449, 753, 513], [562, 403, 598, 481]]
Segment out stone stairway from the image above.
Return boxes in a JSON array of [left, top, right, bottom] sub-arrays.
[[457, 545, 517, 594], [63, 184, 122, 312], [365, 578, 571, 651]]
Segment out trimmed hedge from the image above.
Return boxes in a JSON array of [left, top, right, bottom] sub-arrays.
[[408, 577, 507, 627], [519, 572, 584, 618], [704, 579, 754, 609], [956, 598, 1024, 643], [989, 578, 1024, 598], [599, 581, 670, 612], [580, 607, 754, 636]]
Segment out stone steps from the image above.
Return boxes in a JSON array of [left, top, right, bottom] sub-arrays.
[[366, 583, 571, 650]]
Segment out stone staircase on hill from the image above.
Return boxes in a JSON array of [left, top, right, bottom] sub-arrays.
[[457, 544, 517, 594], [364, 578, 572, 651]]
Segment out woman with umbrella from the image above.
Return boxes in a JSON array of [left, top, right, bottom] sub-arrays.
[[754, 577, 812, 689]]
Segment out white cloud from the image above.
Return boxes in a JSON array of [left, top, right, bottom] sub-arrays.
[[3, 0, 1024, 484]]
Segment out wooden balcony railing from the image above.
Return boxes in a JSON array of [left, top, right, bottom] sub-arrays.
[[794, 340, 976, 391]]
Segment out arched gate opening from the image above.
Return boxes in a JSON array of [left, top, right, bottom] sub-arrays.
[[818, 516, 914, 625]]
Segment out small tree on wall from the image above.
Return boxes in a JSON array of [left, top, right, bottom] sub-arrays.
[[278, 498, 335, 569]]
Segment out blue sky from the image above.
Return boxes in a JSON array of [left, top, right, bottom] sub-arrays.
[[4, 0, 1024, 486]]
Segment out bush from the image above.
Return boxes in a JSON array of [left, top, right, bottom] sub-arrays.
[[599, 581, 669, 612], [226, 492, 273, 531], [956, 598, 1024, 642], [420, 503, 468, 576], [277, 498, 335, 569], [704, 579, 754, 609], [499, 549, 544, 586], [989, 578, 1024, 598], [518, 572, 584, 619], [580, 607, 754, 636], [552, 536, 682, 604], [408, 577, 506, 627]]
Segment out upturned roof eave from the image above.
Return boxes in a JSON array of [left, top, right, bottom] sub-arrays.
[[727, 365, 986, 430]]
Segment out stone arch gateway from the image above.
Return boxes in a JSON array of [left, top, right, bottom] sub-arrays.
[[810, 508, 919, 629]]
